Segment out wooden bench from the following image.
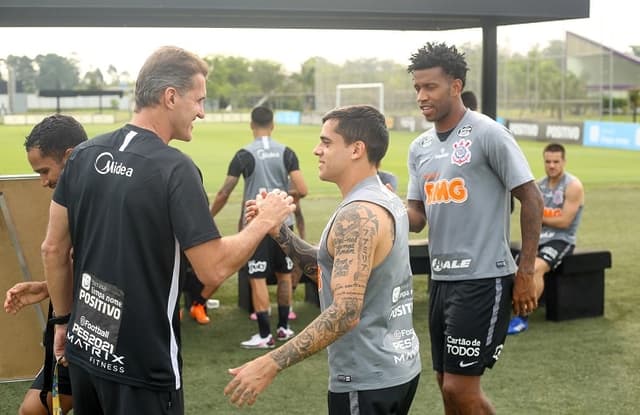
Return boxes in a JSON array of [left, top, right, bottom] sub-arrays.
[[536, 249, 611, 321], [408, 239, 613, 321], [238, 271, 319, 312]]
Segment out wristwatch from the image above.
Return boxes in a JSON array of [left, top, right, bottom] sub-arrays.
[[50, 312, 71, 325]]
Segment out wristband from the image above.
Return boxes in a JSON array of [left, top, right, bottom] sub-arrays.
[[50, 313, 71, 325]]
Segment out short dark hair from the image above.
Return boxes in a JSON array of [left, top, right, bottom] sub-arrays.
[[322, 105, 388, 165], [407, 42, 469, 88], [251, 106, 273, 127], [461, 91, 478, 111], [24, 114, 88, 161], [543, 143, 566, 159]]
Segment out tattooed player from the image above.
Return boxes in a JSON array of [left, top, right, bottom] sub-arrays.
[[225, 105, 421, 414]]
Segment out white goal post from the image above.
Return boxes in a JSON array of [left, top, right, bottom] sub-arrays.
[[335, 82, 384, 114]]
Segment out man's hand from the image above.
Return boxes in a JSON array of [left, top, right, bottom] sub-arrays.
[[244, 199, 258, 225], [250, 189, 295, 237], [4, 281, 49, 314], [224, 354, 280, 407], [53, 323, 68, 367], [512, 267, 537, 316]]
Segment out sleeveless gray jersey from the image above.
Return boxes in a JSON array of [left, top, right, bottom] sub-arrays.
[[407, 110, 534, 281], [317, 175, 421, 393], [243, 136, 293, 227], [539, 172, 583, 245]]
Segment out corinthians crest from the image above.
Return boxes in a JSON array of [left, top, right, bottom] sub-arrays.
[[451, 138, 472, 166]]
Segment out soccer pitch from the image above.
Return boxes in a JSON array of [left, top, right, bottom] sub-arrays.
[[1, 121, 639, 414], [2, 121, 638, 198]]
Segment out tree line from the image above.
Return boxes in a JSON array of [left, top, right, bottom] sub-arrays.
[[1, 41, 639, 117]]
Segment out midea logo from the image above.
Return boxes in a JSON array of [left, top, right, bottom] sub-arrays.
[[94, 152, 134, 177], [256, 149, 280, 159]]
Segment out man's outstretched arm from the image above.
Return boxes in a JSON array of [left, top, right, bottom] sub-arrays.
[[187, 191, 295, 291], [224, 202, 385, 407], [273, 224, 318, 282], [4, 281, 49, 314]]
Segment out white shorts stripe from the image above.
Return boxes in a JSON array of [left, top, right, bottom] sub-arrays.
[[485, 278, 502, 346]]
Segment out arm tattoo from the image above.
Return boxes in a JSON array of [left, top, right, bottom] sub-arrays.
[[274, 225, 318, 278], [271, 299, 361, 369], [331, 202, 379, 282], [270, 202, 380, 370]]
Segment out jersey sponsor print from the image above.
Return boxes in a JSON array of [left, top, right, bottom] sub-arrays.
[[387, 286, 419, 365], [69, 273, 126, 374], [424, 178, 468, 205]]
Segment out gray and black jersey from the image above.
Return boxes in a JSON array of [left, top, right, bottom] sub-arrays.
[[407, 110, 534, 281], [317, 175, 421, 393], [539, 172, 583, 245], [54, 124, 220, 391], [228, 136, 299, 227]]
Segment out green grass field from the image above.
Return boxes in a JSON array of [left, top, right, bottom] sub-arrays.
[[1, 121, 639, 414]]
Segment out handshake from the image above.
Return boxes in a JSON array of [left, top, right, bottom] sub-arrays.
[[246, 188, 296, 236]]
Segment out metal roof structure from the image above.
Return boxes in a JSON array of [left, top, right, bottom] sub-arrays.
[[0, 1, 589, 30], [566, 31, 640, 92], [0, 0, 591, 118]]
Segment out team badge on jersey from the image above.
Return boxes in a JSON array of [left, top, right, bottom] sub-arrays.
[[451, 138, 472, 166], [553, 189, 564, 204], [457, 125, 472, 137]]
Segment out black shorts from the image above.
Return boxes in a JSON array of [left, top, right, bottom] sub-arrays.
[[327, 375, 420, 415], [68, 362, 183, 415], [429, 276, 514, 376], [182, 259, 204, 305], [538, 240, 575, 270], [30, 362, 72, 396], [239, 235, 293, 279]]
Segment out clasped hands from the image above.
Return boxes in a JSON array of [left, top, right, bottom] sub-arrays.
[[245, 188, 295, 236]]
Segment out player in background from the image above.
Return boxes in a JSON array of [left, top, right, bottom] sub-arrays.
[[210, 106, 308, 348], [508, 142, 584, 334], [4, 114, 87, 415]]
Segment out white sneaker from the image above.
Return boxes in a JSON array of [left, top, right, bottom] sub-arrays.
[[240, 333, 275, 349], [276, 326, 295, 341]]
